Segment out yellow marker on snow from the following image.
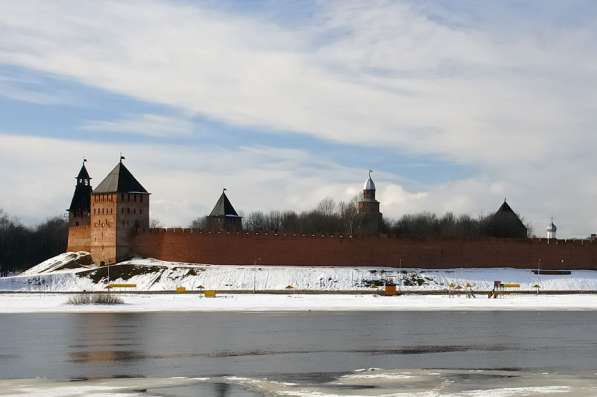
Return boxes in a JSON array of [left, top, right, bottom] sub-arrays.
[[106, 283, 136, 289]]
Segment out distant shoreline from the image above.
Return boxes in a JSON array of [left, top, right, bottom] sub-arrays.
[[3, 293, 597, 313], [2, 289, 597, 295]]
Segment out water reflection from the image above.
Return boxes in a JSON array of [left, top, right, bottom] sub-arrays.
[[66, 313, 147, 378], [2, 311, 597, 380], [215, 382, 230, 397]]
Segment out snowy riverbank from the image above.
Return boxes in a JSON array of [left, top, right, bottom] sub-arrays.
[[3, 293, 597, 313], [3, 253, 597, 293]]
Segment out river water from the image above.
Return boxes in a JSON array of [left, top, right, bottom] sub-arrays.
[[1, 311, 597, 396]]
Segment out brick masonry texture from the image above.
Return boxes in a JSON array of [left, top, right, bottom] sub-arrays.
[[131, 229, 597, 270], [66, 225, 91, 253]]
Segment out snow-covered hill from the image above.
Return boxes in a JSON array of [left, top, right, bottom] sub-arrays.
[[2, 253, 597, 292], [20, 252, 93, 276]]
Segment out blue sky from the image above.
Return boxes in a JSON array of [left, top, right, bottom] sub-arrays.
[[1, 0, 596, 237], [0, 64, 469, 186]]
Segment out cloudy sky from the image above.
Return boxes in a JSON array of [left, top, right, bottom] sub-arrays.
[[1, 0, 596, 237]]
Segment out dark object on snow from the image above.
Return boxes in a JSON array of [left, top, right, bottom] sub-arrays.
[[532, 270, 571, 275]]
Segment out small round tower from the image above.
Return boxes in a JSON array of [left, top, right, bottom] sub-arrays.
[[546, 218, 557, 240], [363, 170, 376, 201], [357, 170, 382, 234]]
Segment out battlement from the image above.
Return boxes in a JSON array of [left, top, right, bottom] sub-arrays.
[[145, 228, 597, 245], [132, 229, 597, 269]]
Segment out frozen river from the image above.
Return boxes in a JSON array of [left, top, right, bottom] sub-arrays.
[[1, 311, 597, 395]]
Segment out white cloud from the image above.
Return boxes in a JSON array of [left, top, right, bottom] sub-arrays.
[[81, 113, 194, 137], [0, 1, 596, 236], [0, 0, 594, 165]]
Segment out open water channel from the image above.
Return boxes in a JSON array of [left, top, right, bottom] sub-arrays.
[[1, 311, 597, 396]]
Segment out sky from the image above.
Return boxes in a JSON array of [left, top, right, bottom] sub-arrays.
[[1, 0, 596, 238]]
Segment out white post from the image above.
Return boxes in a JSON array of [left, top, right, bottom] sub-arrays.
[[536, 259, 541, 294]]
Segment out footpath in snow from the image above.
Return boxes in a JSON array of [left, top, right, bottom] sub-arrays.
[[3, 253, 597, 293], [2, 293, 597, 313]]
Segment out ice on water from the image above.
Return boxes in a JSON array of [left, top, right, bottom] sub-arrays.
[[1, 369, 595, 397]]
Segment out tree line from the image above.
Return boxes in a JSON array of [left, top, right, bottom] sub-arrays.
[[190, 198, 531, 238], [0, 209, 68, 274], [390, 212, 529, 240]]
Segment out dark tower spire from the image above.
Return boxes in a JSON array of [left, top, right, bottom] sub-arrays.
[[68, 159, 92, 226]]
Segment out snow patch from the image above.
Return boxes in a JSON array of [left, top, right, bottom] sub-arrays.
[[4, 254, 597, 293]]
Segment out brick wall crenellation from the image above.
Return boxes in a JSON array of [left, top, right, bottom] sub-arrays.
[[132, 230, 597, 269]]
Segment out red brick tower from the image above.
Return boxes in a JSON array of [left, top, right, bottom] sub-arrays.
[[357, 170, 382, 234], [66, 160, 93, 252], [90, 158, 150, 265]]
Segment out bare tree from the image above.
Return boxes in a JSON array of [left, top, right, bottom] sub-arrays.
[[316, 198, 336, 216]]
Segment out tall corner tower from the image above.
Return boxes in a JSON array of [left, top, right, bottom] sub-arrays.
[[357, 170, 382, 234], [90, 158, 150, 265], [66, 160, 93, 252]]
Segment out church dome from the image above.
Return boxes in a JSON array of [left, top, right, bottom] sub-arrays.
[[364, 171, 376, 191]]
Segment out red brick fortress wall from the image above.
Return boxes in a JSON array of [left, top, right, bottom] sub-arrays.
[[67, 225, 91, 252], [132, 229, 597, 270]]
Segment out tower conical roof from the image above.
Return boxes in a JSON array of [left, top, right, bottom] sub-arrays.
[[363, 170, 376, 190], [94, 161, 148, 194], [497, 200, 516, 215], [209, 191, 240, 217], [76, 164, 91, 180], [488, 199, 528, 238], [68, 163, 92, 212]]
